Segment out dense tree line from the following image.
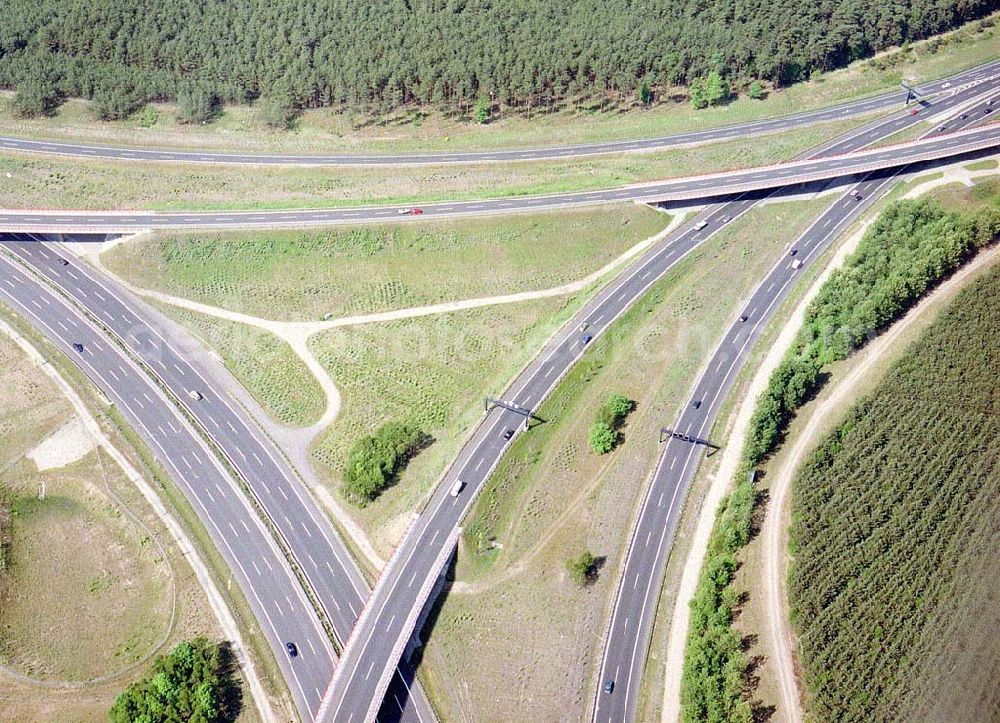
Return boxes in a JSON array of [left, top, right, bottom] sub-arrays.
[[680, 197, 1000, 722], [788, 266, 1000, 720], [109, 637, 240, 723], [1, 0, 997, 120]]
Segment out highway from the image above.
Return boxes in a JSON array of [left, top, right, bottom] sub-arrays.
[[1, 117, 999, 235], [591, 101, 998, 723], [0, 61, 997, 166], [317, 71, 1000, 722], [0, 237, 435, 722], [0, 248, 337, 720]]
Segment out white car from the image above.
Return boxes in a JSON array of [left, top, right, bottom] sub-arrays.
[[187, 389, 203, 401], [396, 208, 412, 215], [450, 479, 465, 497], [693, 220, 708, 231]]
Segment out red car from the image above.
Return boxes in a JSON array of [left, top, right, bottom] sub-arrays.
[[411, 207, 424, 215], [909, 108, 919, 115], [395, 207, 424, 216]]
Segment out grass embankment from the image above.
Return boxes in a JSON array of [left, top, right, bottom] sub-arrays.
[[0, 13, 996, 155], [679, 191, 1000, 721], [0, 305, 274, 723], [106, 207, 670, 431], [412, 196, 835, 721], [0, 119, 862, 212], [789, 264, 1000, 722], [103, 206, 668, 321]]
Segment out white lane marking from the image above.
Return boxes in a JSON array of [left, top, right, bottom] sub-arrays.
[[172, 363, 186, 375], [228, 522, 239, 538], [475, 457, 485, 472]]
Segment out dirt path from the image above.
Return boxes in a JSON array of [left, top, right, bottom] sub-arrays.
[[762, 241, 1000, 722]]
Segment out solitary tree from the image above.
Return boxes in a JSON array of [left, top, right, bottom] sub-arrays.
[[689, 78, 708, 109], [748, 80, 765, 99], [474, 94, 490, 124], [638, 79, 652, 105], [705, 70, 731, 106], [566, 551, 600, 586], [588, 422, 617, 454]]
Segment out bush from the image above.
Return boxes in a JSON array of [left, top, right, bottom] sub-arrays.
[[747, 80, 765, 99], [91, 85, 145, 121], [109, 638, 239, 723], [177, 83, 221, 124], [474, 94, 490, 124], [566, 551, 600, 586], [588, 393, 635, 454], [342, 422, 426, 504], [588, 422, 617, 454], [260, 91, 299, 130]]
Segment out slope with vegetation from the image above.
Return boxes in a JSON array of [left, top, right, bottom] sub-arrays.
[[2, 1, 996, 120], [680, 196, 1000, 722], [788, 264, 1000, 721]]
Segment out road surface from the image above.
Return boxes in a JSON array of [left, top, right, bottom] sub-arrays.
[[1, 116, 998, 235], [0, 61, 996, 166], [590, 96, 997, 723], [317, 73, 1000, 723], [0, 238, 435, 723]]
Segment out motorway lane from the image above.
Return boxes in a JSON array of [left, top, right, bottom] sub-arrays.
[[591, 99, 997, 723], [1, 236, 435, 723], [0, 61, 997, 167], [0, 251, 336, 720], [318, 68, 1000, 723], [2, 118, 999, 235]]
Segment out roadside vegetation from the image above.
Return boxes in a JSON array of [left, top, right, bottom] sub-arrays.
[[789, 264, 1000, 721], [342, 423, 428, 505], [0, 119, 860, 212], [588, 393, 635, 454], [103, 206, 669, 322], [416, 196, 835, 721], [2, 2, 993, 124], [679, 193, 1000, 721], [566, 551, 602, 587], [110, 637, 241, 723]]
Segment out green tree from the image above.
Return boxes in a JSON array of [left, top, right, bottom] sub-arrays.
[[260, 87, 299, 130], [689, 78, 708, 109], [177, 83, 221, 124], [704, 70, 731, 106], [588, 421, 617, 454], [474, 94, 490, 123], [12, 75, 61, 118], [566, 551, 599, 586], [747, 80, 765, 99], [638, 79, 652, 105], [343, 423, 426, 504]]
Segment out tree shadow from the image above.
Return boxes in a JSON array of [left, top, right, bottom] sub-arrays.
[[217, 641, 244, 723], [584, 555, 608, 586]]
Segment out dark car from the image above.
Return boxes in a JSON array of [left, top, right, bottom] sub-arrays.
[[582, 333, 593, 344], [286, 642, 298, 658], [692, 400, 702, 409], [56, 257, 69, 266], [502, 429, 514, 441], [789, 248, 798, 256], [959, 113, 968, 120], [986, 107, 993, 114], [604, 680, 614, 694], [72, 342, 84, 353], [853, 192, 864, 201], [739, 314, 748, 322]]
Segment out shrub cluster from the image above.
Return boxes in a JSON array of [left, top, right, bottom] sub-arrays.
[[566, 550, 600, 586], [587, 393, 635, 454], [342, 422, 426, 505]]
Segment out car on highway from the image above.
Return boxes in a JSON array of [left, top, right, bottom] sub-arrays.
[[56, 256, 69, 266], [959, 113, 968, 120], [579, 322, 589, 332], [693, 220, 708, 231], [853, 192, 864, 200], [986, 108, 993, 114], [450, 479, 465, 497], [285, 642, 298, 658], [72, 342, 84, 353], [791, 259, 803, 270], [789, 248, 798, 256], [720, 215, 731, 224], [187, 389, 203, 401], [603, 680, 614, 694], [692, 400, 701, 409], [910, 108, 919, 115], [582, 333, 593, 344], [740, 313, 748, 322], [502, 429, 514, 441], [396, 207, 424, 215]]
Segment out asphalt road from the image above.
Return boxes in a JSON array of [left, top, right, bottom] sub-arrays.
[[318, 73, 1000, 722], [0, 238, 435, 723], [0, 248, 336, 720], [0, 60, 997, 166], [591, 101, 997, 723], [2, 115, 998, 235]]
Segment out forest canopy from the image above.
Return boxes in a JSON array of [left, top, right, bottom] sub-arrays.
[[1, 0, 997, 119]]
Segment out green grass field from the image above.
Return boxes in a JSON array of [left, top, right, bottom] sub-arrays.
[[2, 119, 861, 212], [416, 195, 837, 722], [788, 263, 1000, 722], [149, 302, 325, 427], [103, 206, 670, 321], [0, 13, 995, 155]]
